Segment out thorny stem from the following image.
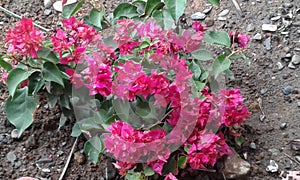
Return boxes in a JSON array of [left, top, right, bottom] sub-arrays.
[[0, 6, 50, 32]]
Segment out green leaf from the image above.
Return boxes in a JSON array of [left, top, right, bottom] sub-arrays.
[[235, 136, 245, 147], [71, 117, 103, 137], [0, 55, 12, 71], [192, 49, 214, 61], [143, 166, 155, 176], [113, 3, 140, 19], [5, 87, 39, 138], [42, 62, 65, 87], [58, 114, 68, 130], [189, 60, 201, 79], [144, 0, 164, 17], [84, 136, 104, 163], [211, 55, 231, 78], [62, 0, 84, 18], [37, 47, 59, 64], [89, 8, 105, 28], [204, 31, 231, 48], [152, 9, 174, 30], [28, 71, 45, 96], [133, 0, 146, 14], [178, 156, 187, 169], [112, 98, 130, 121], [164, 0, 186, 22], [125, 170, 143, 180], [162, 156, 177, 175], [208, 0, 220, 6], [7, 68, 34, 97]]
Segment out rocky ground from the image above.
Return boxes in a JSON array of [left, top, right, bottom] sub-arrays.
[[0, 0, 300, 179]]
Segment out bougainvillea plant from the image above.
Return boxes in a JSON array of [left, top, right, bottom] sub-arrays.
[[0, 0, 251, 179]]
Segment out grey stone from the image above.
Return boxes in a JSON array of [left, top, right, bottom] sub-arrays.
[[250, 142, 257, 150], [265, 37, 271, 50], [285, 53, 292, 58], [270, 16, 281, 21], [288, 62, 296, 69], [246, 24, 255, 32], [203, 6, 213, 14], [276, 62, 284, 70], [222, 149, 250, 179], [262, 24, 277, 31], [291, 54, 300, 65], [283, 3, 293, 8], [283, 86, 293, 95], [266, 160, 278, 172], [44, 9, 52, 16], [11, 129, 19, 139], [297, 102, 300, 107], [253, 33, 262, 40], [205, 18, 214, 27], [280, 122, 287, 130], [295, 156, 300, 163], [293, 21, 300, 27], [14, 161, 22, 169], [6, 151, 17, 163], [268, 148, 280, 156], [44, 0, 52, 8], [191, 12, 206, 20], [218, 9, 230, 17], [217, 17, 227, 21]]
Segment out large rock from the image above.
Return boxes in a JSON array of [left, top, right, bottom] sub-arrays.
[[222, 149, 251, 179]]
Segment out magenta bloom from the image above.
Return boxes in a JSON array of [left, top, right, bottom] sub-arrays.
[[6, 18, 44, 58], [192, 21, 206, 33], [229, 32, 250, 48]]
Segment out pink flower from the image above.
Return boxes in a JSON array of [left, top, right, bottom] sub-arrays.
[[229, 32, 250, 48], [2, 72, 8, 83], [165, 173, 178, 180], [192, 21, 206, 32], [6, 18, 44, 58]]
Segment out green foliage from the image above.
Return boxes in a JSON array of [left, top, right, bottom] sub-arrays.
[[42, 62, 66, 87], [0, 55, 12, 71], [83, 136, 105, 163], [164, 0, 186, 22], [208, 0, 220, 6], [204, 31, 231, 48], [62, 0, 84, 18], [113, 3, 140, 19], [89, 8, 105, 28], [152, 9, 174, 30], [192, 49, 214, 61], [5, 87, 39, 138]]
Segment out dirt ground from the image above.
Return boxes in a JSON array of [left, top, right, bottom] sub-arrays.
[[0, 0, 300, 179]]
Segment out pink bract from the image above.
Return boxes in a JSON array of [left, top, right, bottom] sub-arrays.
[[6, 18, 44, 58]]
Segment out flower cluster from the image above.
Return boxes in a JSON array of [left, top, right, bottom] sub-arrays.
[[229, 32, 250, 48], [51, 17, 99, 64], [5, 18, 44, 58], [104, 121, 170, 175]]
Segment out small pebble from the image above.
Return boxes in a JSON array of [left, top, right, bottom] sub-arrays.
[[253, 33, 262, 40], [280, 122, 287, 130], [204, 18, 214, 27], [11, 129, 19, 139], [297, 102, 300, 107], [276, 62, 284, 70], [266, 160, 278, 172], [270, 16, 281, 21], [282, 86, 292, 95], [250, 142, 257, 150], [288, 62, 296, 69], [295, 156, 300, 163], [74, 152, 85, 165], [41, 168, 51, 173], [217, 17, 227, 21], [265, 37, 271, 50], [14, 161, 22, 169], [44, 0, 52, 8], [191, 12, 206, 20], [44, 9, 52, 16], [291, 54, 300, 65], [246, 24, 255, 32], [262, 24, 277, 31], [203, 6, 213, 14], [6, 151, 17, 163], [218, 9, 230, 17]]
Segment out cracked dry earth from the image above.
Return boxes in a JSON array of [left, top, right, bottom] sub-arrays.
[[0, 0, 300, 179]]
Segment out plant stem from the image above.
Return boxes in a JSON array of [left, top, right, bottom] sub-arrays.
[[143, 108, 175, 130], [0, 6, 50, 32]]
